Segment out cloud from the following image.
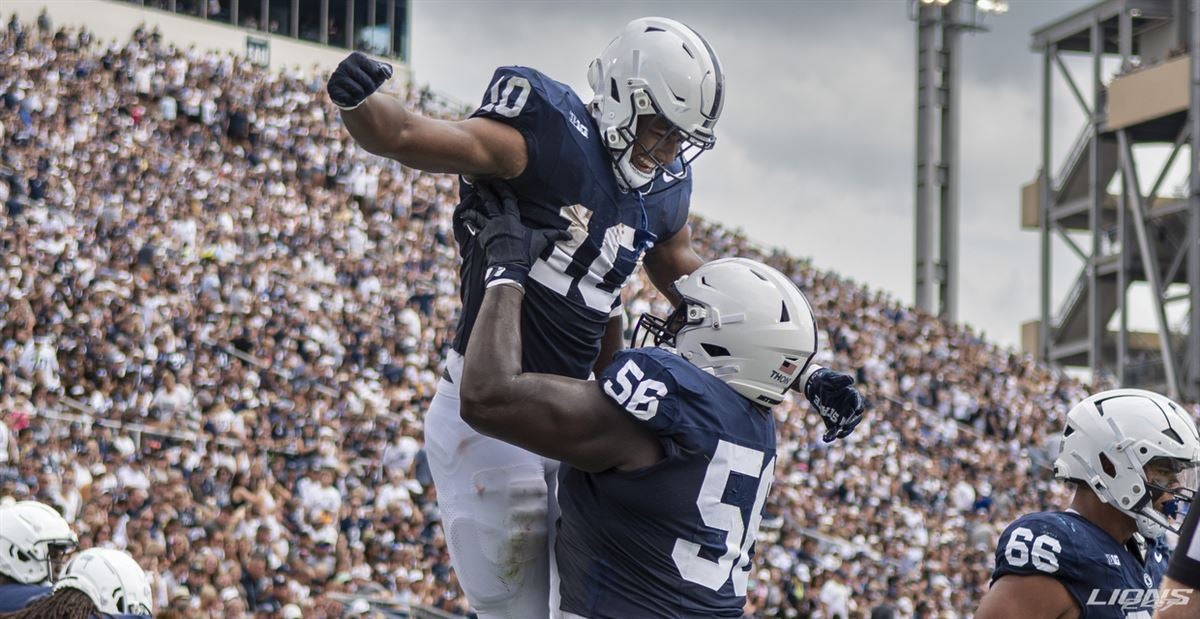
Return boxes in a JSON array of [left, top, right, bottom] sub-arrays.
[[410, 0, 1105, 348]]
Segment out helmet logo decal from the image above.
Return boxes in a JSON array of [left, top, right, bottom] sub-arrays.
[[771, 360, 798, 385]]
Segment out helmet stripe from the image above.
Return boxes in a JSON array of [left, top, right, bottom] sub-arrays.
[[688, 26, 724, 123]]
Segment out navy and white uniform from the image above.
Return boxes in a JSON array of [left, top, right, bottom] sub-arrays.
[[555, 348, 777, 618], [425, 66, 693, 619], [0, 583, 50, 612], [452, 66, 691, 379], [991, 511, 1170, 618]]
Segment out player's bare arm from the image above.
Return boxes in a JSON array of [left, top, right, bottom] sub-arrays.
[[975, 574, 1079, 619], [1154, 576, 1200, 619], [460, 285, 663, 473], [328, 52, 527, 178], [593, 314, 625, 376], [456, 184, 664, 473], [643, 222, 705, 307]]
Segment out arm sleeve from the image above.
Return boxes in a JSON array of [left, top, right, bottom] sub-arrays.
[[991, 514, 1085, 612], [468, 66, 553, 186], [993, 515, 1076, 579], [598, 348, 685, 437], [659, 178, 692, 241]]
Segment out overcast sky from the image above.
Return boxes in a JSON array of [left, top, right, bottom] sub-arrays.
[[405, 0, 1157, 350]]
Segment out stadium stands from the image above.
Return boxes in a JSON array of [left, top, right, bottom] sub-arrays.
[[1, 15, 1191, 617]]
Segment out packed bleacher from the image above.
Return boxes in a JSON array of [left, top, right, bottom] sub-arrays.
[[1, 14, 1191, 618]]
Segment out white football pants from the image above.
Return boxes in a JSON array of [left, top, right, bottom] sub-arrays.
[[424, 351, 561, 619]]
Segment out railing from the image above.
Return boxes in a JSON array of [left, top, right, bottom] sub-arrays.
[[409, 604, 466, 619], [1053, 124, 1093, 196], [326, 591, 469, 619], [38, 396, 207, 446], [1053, 268, 1089, 330]]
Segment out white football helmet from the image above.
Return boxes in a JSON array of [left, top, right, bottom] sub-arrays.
[[53, 548, 154, 616], [0, 500, 78, 584], [1054, 388, 1200, 538], [633, 258, 818, 406], [587, 17, 724, 190]]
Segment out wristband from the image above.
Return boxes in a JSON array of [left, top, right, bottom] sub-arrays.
[[486, 278, 525, 293], [484, 264, 529, 290], [334, 99, 366, 112]]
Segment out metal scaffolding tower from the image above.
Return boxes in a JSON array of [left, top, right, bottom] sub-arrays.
[[912, 0, 1006, 321], [914, 0, 960, 321], [1024, 0, 1199, 400]]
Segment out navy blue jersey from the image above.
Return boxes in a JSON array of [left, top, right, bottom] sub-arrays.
[[452, 66, 692, 379], [0, 583, 50, 611], [556, 347, 776, 618], [991, 511, 1171, 617]]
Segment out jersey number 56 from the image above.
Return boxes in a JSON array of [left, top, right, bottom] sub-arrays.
[[675, 441, 776, 596]]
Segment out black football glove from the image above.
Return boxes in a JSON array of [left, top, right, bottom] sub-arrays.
[[327, 52, 393, 110], [460, 182, 570, 289], [805, 368, 866, 443]]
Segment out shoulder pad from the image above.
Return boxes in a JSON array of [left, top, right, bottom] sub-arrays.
[[471, 66, 551, 125], [468, 66, 600, 192], [599, 348, 702, 435], [993, 512, 1086, 581]]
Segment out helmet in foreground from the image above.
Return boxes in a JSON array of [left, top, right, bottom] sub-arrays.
[[633, 257, 818, 406], [588, 17, 724, 190], [53, 548, 154, 616], [0, 500, 78, 584], [1054, 388, 1200, 538]]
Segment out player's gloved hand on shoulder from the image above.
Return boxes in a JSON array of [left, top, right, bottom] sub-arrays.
[[461, 182, 570, 290], [328, 52, 393, 111], [804, 367, 866, 443]]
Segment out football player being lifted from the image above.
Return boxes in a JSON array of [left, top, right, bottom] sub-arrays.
[[329, 18, 866, 618], [456, 185, 857, 618], [977, 389, 1200, 619]]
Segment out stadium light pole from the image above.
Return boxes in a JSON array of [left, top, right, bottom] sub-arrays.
[[910, 0, 1007, 322]]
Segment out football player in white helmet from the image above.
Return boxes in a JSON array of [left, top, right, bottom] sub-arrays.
[[0, 500, 77, 611], [0, 548, 157, 619], [328, 18, 727, 618], [977, 389, 1200, 618], [457, 189, 864, 617], [586, 17, 723, 191], [330, 17, 865, 617]]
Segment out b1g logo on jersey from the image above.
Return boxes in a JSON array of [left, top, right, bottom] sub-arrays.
[[568, 111, 589, 138], [1085, 587, 1193, 614]]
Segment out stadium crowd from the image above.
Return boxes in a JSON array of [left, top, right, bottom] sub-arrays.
[[0, 14, 1188, 618]]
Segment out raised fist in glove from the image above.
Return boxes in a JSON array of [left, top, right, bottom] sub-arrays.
[[459, 182, 570, 289], [327, 52, 393, 111], [804, 367, 866, 443]]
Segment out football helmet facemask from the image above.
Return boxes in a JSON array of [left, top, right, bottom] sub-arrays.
[[588, 17, 724, 191]]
